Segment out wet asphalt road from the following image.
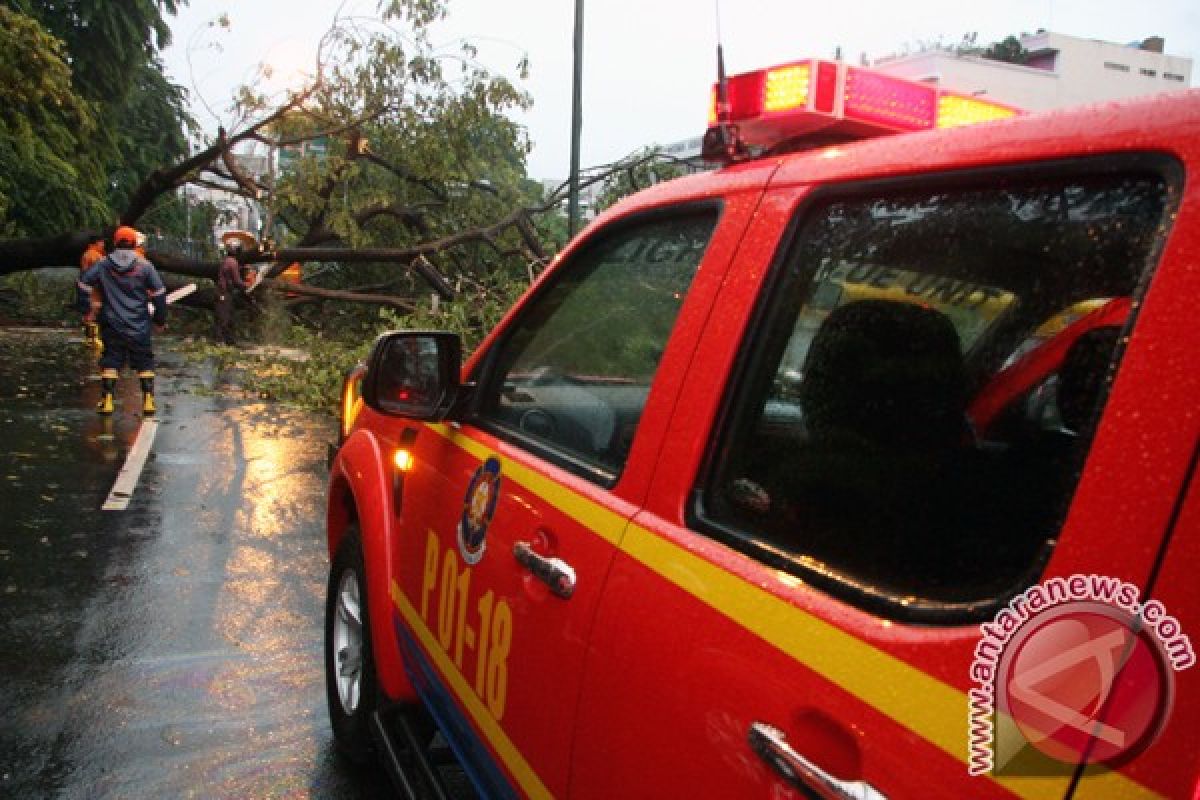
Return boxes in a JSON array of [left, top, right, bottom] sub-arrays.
[[0, 328, 394, 799]]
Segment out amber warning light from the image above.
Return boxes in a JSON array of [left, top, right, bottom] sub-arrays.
[[703, 58, 1022, 162], [393, 449, 414, 473]]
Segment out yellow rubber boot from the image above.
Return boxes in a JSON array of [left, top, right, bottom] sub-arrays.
[[97, 371, 117, 415], [139, 372, 156, 416]]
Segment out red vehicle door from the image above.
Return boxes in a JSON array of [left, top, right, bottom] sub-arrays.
[[1134, 446, 1200, 798], [389, 190, 767, 797], [573, 144, 1196, 798]]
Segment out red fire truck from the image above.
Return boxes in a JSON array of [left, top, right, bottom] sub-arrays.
[[325, 57, 1199, 798]]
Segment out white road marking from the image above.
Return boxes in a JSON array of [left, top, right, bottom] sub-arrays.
[[102, 419, 160, 511]]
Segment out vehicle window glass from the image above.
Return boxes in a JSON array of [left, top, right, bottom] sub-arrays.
[[702, 174, 1169, 613], [480, 211, 717, 477]]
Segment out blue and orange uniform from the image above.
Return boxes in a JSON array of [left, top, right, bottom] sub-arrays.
[[78, 226, 167, 415], [78, 235, 105, 347]]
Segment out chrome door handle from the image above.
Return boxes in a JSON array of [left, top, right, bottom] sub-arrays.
[[748, 722, 886, 800], [513, 542, 576, 599]]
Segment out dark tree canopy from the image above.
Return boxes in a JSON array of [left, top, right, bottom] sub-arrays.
[[0, 6, 106, 236], [0, 0, 189, 231], [5, 0, 180, 101], [951, 31, 1031, 66], [983, 36, 1030, 66]]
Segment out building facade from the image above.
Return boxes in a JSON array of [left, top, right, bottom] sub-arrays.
[[655, 31, 1193, 169], [872, 31, 1193, 112]]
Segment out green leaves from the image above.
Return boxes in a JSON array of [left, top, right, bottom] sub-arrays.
[[262, 0, 538, 310], [0, 1, 188, 236], [20, 0, 180, 105], [378, 0, 447, 29], [0, 7, 106, 236]]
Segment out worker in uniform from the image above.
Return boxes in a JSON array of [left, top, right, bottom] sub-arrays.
[[214, 241, 248, 345], [78, 234, 105, 347], [78, 226, 168, 415]]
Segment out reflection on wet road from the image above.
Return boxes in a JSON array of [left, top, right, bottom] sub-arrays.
[[0, 329, 393, 798]]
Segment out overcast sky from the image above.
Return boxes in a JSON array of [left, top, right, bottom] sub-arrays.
[[162, 0, 1200, 180]]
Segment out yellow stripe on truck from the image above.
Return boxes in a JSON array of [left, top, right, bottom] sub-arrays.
[[418, 423, 1162, 799], [426, 423, 627, 545], [622, 525, 1163, 799], [390, 579, 552, 800]]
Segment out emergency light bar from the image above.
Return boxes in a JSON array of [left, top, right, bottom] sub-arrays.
[[704, 58, 1022, 162]]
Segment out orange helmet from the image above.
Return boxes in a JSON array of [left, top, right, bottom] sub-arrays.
[[113, 226, 140, 248]]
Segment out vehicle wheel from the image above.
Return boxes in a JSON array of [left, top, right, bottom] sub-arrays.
[[325, 525, 378, 763]]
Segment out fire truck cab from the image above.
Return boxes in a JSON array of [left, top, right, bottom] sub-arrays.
[[325, 59, 1200, 799]]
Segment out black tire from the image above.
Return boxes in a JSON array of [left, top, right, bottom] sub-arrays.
[[325, 525, 378, 763]]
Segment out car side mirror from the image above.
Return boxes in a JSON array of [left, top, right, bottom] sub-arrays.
[[362, 331, 463, 421]]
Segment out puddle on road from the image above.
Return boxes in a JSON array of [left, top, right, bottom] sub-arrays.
[[0, 328, 391, 799]]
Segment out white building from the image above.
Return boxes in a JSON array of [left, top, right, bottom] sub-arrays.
[[564, 31, 1195, 219], [187, 183, 261, 237], [872, 31, 1192, 112], [654, 31, 1192, 169], [661, 135, 704, 161]]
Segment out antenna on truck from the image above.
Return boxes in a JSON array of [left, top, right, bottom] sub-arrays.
[[702, 1, 747, 164]]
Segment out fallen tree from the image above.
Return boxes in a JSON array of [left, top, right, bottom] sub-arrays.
[[0, 0, 697, 320]]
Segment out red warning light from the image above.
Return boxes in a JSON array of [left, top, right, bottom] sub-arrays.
[[705, 58, 1023, 163], [814, 60, 838, 114], [843, 66, 936, 130]]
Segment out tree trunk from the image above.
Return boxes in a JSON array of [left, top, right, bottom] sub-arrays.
[[0, 236, 454, 314], [273, 247, 454, 298], [0, 232, 94, 275]]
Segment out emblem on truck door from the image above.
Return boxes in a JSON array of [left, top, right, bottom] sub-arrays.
[[458, 457, 502, 564]]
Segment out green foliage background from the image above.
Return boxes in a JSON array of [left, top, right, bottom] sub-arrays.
[[0, 1, 189, 237], [0, 6, 106, 237]]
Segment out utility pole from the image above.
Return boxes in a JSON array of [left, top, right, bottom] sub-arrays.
[[262, 137, 277, 241], [184, 138, 193, 257], [567, 0, 584, 237]]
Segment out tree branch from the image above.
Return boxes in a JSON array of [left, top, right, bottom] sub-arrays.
[[190, 177, 259, 199], [353, 203, 432, 234], [201, 164, 269, 194], [121, 84, 321, 224], [260, 278, 416, 311], [360, 151, 447, 201], [272, 247, 453, 298], [218, 127, 262, 198]]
